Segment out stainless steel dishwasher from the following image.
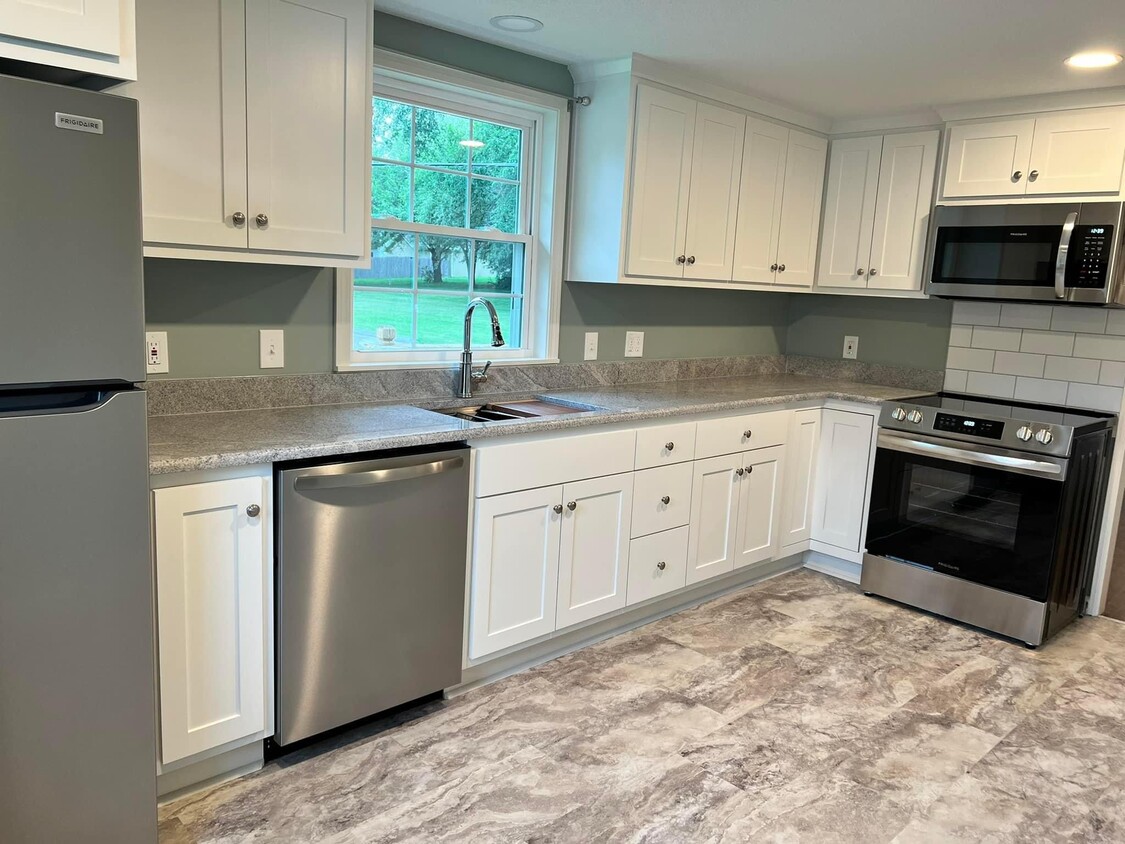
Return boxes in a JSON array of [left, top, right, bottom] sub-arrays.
[[275, 445, 469, 746]]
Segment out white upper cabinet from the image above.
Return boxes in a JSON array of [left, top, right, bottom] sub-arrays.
[[942, 108, 1125, 199], [732, 117, 789, 284], [625, 85, 697, 278], [774, 130, 828, 287], [818, 130, 938, 293], [127, 0, 372, 266], [0, 0, 135, 81], [682, 103, 746, 280]]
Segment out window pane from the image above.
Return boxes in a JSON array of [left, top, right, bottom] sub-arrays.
[[473, 240, 524, 295], [414, 295, 468, 346], [413, 169, 467, 228], [356, 231, 415, 290], [470, 179, 519, 233], [505, 296, 524, 348], [372, 98, 411, 162], [418, 236, 469, 291], [470, 120, 521, 181], [372, 163, 409, 220], [467, 296, 517, 348], [414, 107, 470, 172], [353, 290, 413, 351]]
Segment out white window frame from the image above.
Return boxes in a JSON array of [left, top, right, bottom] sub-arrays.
[[336, 50, 569, 370]]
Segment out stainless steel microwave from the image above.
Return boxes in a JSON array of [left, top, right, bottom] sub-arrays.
[[926, 201, 1125, 305]]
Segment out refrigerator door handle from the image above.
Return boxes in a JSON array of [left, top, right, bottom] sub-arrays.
[[0, 387, 127, 419]]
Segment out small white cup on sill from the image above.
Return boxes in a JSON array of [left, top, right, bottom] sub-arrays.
[[377, 325, 397, 345]]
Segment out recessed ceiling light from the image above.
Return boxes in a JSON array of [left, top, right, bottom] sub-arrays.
[[459, 139, 485, 149], [489, 15, 544, 33], [1065, 51, 1123, 69]]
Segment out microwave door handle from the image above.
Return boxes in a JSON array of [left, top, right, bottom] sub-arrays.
[[1056, 211, 1079, 300]]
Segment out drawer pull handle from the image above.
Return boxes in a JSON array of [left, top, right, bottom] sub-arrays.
[[566, 501, 577, 511], [665, 441, 675, 451], [661, 495, 671, 505], [553, 504, 563, 514], [743, 429, 752, 439], [656, 561, 667, 571]]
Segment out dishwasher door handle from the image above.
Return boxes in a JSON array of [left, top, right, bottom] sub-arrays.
[[292, 456, 465, 491]]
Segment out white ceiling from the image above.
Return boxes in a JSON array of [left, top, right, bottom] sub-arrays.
[[374, 0, 1125, 121]]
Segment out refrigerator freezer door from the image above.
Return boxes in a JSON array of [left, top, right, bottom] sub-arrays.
[[0, 75, 145, 387], [0, 389, 155, 843]]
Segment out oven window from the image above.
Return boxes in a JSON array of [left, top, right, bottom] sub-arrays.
[[933, 225, 1060, 287], [866, 447, 1063, 600]]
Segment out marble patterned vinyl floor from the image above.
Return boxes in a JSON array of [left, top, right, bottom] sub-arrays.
[[159, 570, 1125, 843]]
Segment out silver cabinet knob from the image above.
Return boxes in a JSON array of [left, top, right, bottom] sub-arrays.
[[735, 467, 745, 476], [255, 213, 269, 227], [656, 561, 667, 571], [778, 264, 786, 272], [665, 441, 675, 451], [743, 429, 752, 439], [1035, 429, 1054, 445], [686, 255, 696, 265], [553, 504, 564, 514], [566, 501, 577, 511], [770, 263, 779, 272], [1016, 425, 1033, 442], [868, 268, 877, 276], [857, 268, 865, 276], [246, 504, 260, 518], [746, 465, 753, 474], [1012, 171, 1023, 181], [661, 495, 671, 505], [232, 211, 246, 226], [676, 255, 687, 264], [1029, 170, 1039, 181]]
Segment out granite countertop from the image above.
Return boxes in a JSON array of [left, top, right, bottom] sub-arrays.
[[147, 373, 931, 475]]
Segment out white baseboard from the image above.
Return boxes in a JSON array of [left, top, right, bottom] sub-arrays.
[[803, 550, 862, 584], [157, 742, 263, 803]]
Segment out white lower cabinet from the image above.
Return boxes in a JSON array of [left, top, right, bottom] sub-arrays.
[[779, 409, 821, 548], [556, 474, 634, 629], [734, 445, 785, 569], [812, 409, 875, 552], [627, 526, 690, 605], [686, 453, 742, 584], [153, 476, 268, 765]]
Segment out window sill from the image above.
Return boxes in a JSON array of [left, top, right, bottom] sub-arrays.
[[335, 357, 561, 373]]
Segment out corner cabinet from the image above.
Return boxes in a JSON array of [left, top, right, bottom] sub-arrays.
[[811, 409, 875, 554], [0, 0, 136, 83], [122, 0, 372, 266]]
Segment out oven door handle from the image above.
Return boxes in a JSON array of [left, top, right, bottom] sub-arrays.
[[877, 431, 1067, 481], [1055, 210, 1079, 300]]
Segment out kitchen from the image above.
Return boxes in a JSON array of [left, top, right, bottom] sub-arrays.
[[3, 1, 1125, 841]]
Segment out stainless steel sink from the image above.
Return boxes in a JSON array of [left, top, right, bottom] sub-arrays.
[[433, 398, 595, 423]]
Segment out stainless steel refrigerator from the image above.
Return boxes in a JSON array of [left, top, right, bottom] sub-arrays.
[[0, 75, 155, 842]]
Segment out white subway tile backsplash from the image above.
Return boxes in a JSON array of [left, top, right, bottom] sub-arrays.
[[952, 300, 1001, 326], [1072, 333, 1125, 362], [1066, 383, 1124, 413], [947, 346, 995, 372], [971, 326, 1023, 351], [1014, 377, 1069, 405], [1043, 356, 1101, 384], [1020, 330, 1075, 356], [1100, 360, 1125, 387], [999, 304, 1053, 330], [992, 351, 1045, 377], [966, 371, 1016, 398], [944, 369, 968, 392], [1050, 306, 1108, 334], [948, 324, 973, 347], [1106, 310, 1125, 336]]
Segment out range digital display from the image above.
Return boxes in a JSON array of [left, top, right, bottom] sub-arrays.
[[933, 412, 1003, 439]]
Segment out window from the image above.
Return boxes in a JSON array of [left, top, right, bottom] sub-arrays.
[[337, 52, 569, 369]]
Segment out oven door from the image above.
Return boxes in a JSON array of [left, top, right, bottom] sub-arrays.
[[865, 431, 1066, 601]]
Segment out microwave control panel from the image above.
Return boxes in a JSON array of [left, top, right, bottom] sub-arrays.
[[1068, 225, 1114, 288], [933, 413, 1004, 440]]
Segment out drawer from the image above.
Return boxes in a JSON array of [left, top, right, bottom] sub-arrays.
[[634, 421, 697, 469], [696, 410, 789, 458], [631, 463, 693, 538], [627, 526, 689, 605], [475, 429, 637, 497]]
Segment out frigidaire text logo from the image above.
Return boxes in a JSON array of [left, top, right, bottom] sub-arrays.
[[54, 113, 104, 135]]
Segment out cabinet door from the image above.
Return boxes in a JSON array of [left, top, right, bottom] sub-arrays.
[[469, 487, 562, 659], [816, 135, 882, 289], [0, 0, 122, 55], [130, 0, 249, 249], [732, 118, 789, 284], [774, 129, 828, 287], [245, 0, 370, 257], [867, 130, 940, 292], [625, 84, 696, 278], [734, 445, 785, 569], [1026, 108, 1125, 195], [942, 119, 1034, 198], [556, 474, 634, 628], [682, 103, 745, 281], [686, 454, 741, 585], [779, 408, 821, 547], [154, 477, 266, 765], [812, 409, 875, 553]]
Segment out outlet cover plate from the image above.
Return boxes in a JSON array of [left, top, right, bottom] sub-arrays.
[[843, 335, 859, 360], [584, 331, 599, 361], [624, 331, 644, 358], [146, 331, 169, 374], [260, 329, 285, 369]]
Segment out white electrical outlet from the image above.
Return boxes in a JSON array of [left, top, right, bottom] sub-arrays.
[[260, 329, 285, 369], [583, 331, 599, 361], [146, 331, 169, 374], [624, 331, 644, 358], [843, 335, 859, 360]]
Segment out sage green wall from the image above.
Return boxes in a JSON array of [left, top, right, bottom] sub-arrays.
[[786, 295, 953, 371]]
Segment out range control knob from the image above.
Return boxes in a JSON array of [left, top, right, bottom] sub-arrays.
[[1035, 429, 1054, 445], [890, 407, 907, 421], [1016, 426, 1034, 442], [906, 410, 924, 424]]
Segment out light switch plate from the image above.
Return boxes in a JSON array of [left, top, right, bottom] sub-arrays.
[[583, 332, 599, 361], [146, 331, 169, 374], [260, 329, 285, 369], [843, 335, 859, 360], [624, 331, 644, 358]]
